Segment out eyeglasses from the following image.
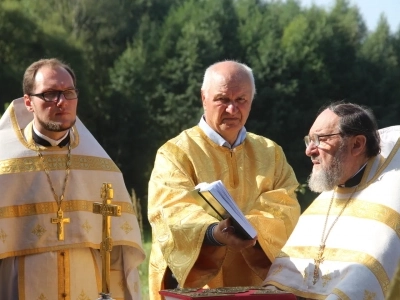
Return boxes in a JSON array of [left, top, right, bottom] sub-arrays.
[[304, 133, 341, 147], [29, 89, 79, 102]]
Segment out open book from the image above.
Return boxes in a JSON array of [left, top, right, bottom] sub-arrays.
[[191, 180, 257, 240]]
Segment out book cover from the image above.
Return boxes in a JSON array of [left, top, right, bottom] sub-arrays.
[[159, 286, 297, 299], [191, 180, 257, 240]]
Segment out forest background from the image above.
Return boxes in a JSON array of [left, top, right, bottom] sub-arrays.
[[2, 0, 400, 297], [1, 0, 400, 237]]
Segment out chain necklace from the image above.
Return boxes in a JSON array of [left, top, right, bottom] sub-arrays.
[[35, 143, 72, 241], [312, 186, 358, 285]]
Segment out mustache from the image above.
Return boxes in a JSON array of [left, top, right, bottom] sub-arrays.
[[311, 155, 320, 162]]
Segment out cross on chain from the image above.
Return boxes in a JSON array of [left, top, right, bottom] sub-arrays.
[[313, 244, 325, 285], [93, 183, 121, 297], [51, 208, 70, 241]]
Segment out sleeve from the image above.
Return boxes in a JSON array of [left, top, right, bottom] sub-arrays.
[[110, 245, 145, 299], [148, 143, 225, 287], [386, 259, 400, 300], [242, 143, 300, 279]]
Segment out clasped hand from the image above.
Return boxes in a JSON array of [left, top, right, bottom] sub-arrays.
[[213, 218, 257, 252]]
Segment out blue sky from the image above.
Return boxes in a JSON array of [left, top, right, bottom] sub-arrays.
[[300, 0, 400, 33]]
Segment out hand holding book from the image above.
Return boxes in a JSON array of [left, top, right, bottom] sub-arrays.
[[212, 218, 257, 250], [191, 180, 257, 241]]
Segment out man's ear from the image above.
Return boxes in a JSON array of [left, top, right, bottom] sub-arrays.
[[24, 95, 34, 112], [351, 135, 367, 156], [201, 90, 206, 110]]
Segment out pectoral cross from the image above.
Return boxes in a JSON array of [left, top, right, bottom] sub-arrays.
[[51, 208, 70, 241], [313, 244, 325, 285], [93, 183, 121, 298]]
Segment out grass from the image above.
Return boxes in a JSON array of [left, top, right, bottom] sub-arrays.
[[139, 232, 151, 300]]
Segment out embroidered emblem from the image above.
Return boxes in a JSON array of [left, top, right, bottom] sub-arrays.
[[0, 229, 7, 243], [77, 290, 91, 300], [37, 293, 47, 300], [32, 224, 46, 238], [82, 220, 92, 233], [364, 290, 376, 300], [121, 221, 133, 234]]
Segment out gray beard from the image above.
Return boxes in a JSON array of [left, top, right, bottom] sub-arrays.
[[307, 143, 347, 193]]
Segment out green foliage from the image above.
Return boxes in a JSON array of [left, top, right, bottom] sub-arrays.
[[0, 2, 85, 105], [139, 230, 152, 299], [355, 17, 400, 127], [1, 0, 400, 217]]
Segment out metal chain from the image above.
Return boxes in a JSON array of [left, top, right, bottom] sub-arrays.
[[320, 185, 358, 247], [35, 143, 72, 209]]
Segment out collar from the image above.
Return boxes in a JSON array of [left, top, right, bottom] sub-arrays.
[[32, 125, 70, 147], [198, 115, 247, 149], [339, 162, 368, 188]]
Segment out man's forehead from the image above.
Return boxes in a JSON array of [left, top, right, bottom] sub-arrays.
[[34, 66, 72, 88], [311, 109, 340, 133]]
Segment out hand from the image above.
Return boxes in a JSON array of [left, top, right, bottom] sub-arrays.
[[212, 218, 257, 252]]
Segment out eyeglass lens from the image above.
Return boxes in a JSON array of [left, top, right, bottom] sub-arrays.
[[43, 89, 78, 102], [304, 134, 319, 147]]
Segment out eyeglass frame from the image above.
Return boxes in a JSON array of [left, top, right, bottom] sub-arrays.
[[304, 132, 342, 147], [29, 88, 79, 103]]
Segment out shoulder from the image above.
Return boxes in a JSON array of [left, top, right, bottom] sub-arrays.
[[245, 132, 282, 151], [160, 125, 213, 151], [169, 126, 201, 144], [156, 126, 203, 157]]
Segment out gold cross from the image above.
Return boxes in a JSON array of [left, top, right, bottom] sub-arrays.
[[313, 244, 325, 284], [51, 208, 70, 241], [93, 183, 121, 296]]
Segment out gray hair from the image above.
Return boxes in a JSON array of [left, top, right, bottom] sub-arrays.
[[201, 61, 256, 100]]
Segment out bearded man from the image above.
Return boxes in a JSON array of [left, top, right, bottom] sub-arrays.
[[264, 102, 400, 300], [0, 58, 145, 299]]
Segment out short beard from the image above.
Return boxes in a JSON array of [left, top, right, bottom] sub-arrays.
[[307, 142, 347, 193], [38, 118, 76, 132]]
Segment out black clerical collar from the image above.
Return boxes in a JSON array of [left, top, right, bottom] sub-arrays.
[[339, 163, 367, 188], [32, 128, 70, 148], [58, 134, 70, 147]]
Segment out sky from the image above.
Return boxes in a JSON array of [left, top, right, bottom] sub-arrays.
[[300, 0, 400, 33]]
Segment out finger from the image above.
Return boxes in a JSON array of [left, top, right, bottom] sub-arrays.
[[221, 226, 235, 234]]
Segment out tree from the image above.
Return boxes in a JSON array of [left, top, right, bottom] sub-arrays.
[[0, 2, 85, 108], [356, 16, 400, 127]]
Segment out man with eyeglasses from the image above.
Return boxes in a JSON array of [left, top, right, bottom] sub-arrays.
[[264, 102, 400, 300], [148, 60, 301, 299], [0, 58, 145, 299]]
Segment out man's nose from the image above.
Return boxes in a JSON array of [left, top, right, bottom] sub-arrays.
[[305, 142, 318, 157], [56, 93, 67, 106], [226, 102, 238, 113]]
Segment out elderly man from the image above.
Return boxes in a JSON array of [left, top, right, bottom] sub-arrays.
[[148, 60, 300, 299], [0, 58, 145, 299], [264, 102, 400, 300]]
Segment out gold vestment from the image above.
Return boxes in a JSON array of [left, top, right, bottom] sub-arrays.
[[148, 125, 300, 300], [386, 259, 400, 300], [0, 98, 145, 300]]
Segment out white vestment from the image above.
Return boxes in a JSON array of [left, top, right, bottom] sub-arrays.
[[0, 98, 145, 300], [264, 126, 400, 300]]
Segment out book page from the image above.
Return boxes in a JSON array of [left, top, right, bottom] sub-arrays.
[[195, 180, 257, 239]]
